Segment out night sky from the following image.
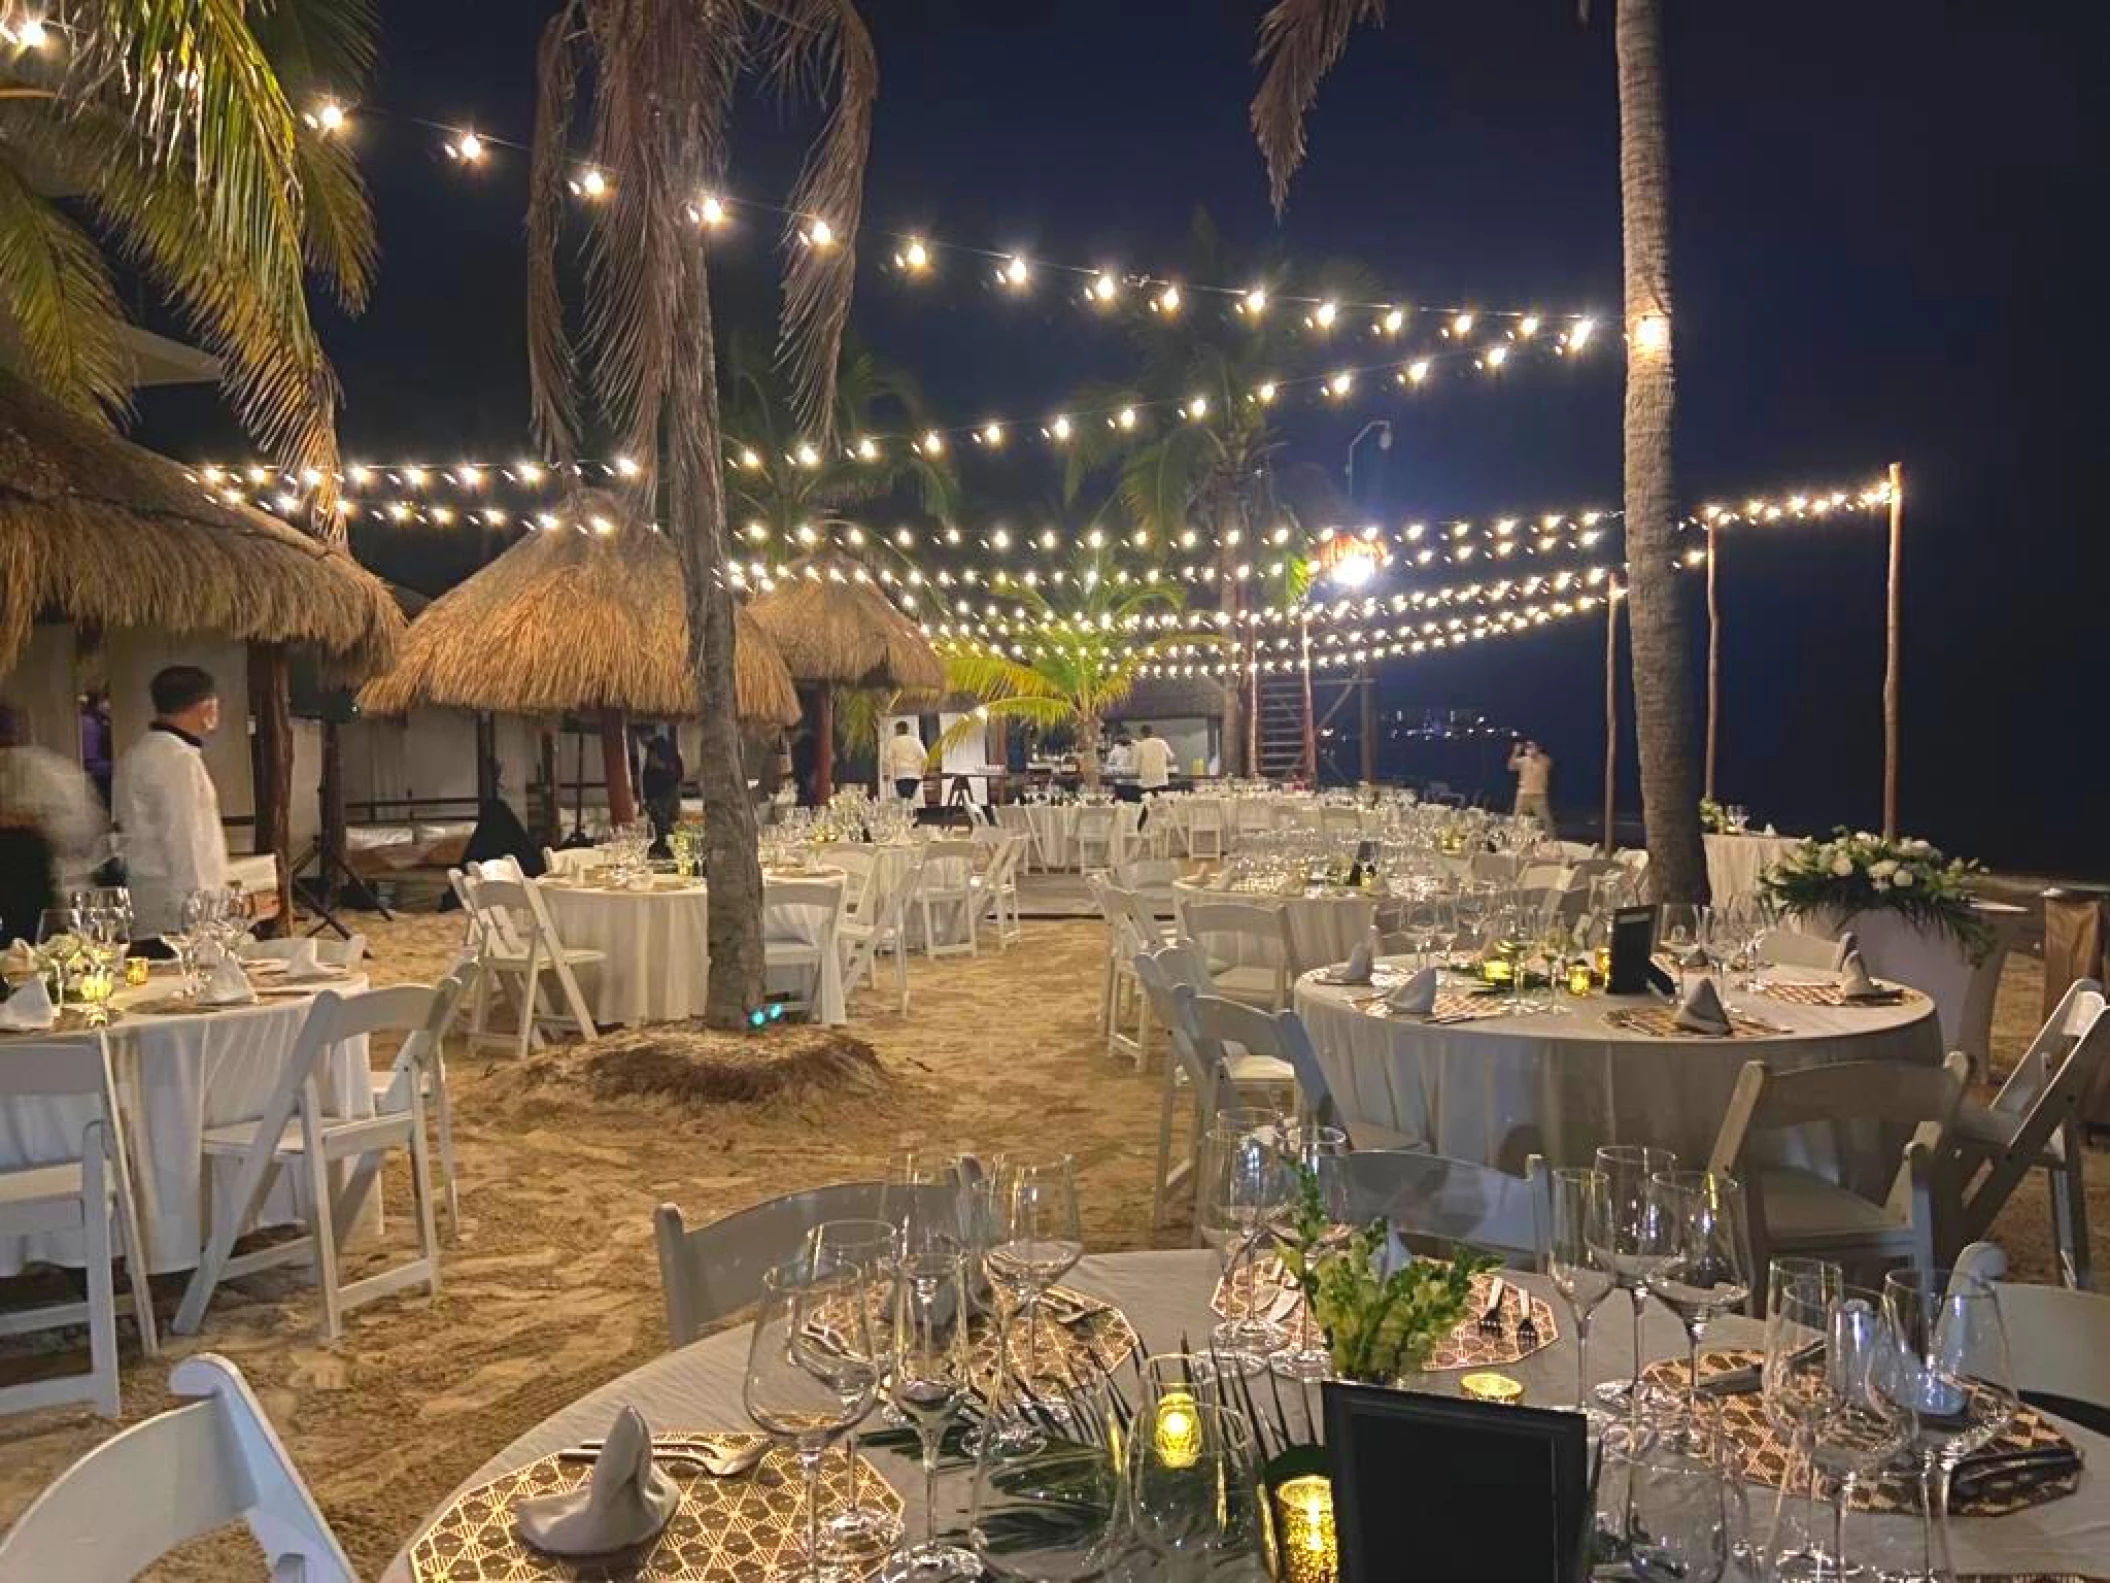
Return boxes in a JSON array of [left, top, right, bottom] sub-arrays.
[[133, 0, 2107, 878]]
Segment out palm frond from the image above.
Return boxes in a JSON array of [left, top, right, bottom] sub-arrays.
[[0, 160, 131, 423], [289, 119, 376, 313], [247, 0, 380, 92], [931, 696, 1068, 763], [1251, 0, 1388, 215], [762, 0, 876, 443], [525, 1, 585, 462], [944, 646, 1067, 704], [1117, 423, 1217, 540]]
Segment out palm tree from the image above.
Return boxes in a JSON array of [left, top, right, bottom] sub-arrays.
[[528, 0, 874, 1030], [0, 0, 375, 494], [1252, 0, 1706, 900], [933, 563, 1213, 786]]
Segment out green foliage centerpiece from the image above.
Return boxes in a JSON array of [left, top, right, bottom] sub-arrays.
[[1760, 828, 1990, 961]]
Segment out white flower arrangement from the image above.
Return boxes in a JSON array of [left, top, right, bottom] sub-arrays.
[[1761, 829, 1989, 960]]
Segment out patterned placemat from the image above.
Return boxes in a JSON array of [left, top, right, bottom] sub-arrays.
[[1603, 1005, 1791, 1039], [0, 1005, 124, 1038], [1754, 979, 1918, 1008], [1213, 1262, 1556, 1371], [126, 993, 274, 1015], [1355, 990, 1517, 1024], [1642, 1350, 2081, 1516], [969, 1285, 1139, 1396], [408, 1441, 899, 1581]]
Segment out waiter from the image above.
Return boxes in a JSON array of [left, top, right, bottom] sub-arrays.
[[882, 719, 928, 803], [114, 665, 228, 941]]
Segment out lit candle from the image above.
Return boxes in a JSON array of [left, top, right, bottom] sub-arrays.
[[1275, 1475, 1339, 1583], [1153, 1389, 1201, 1470], [1481, 954, 1513, 986], [1566, 960, 1593, 996]]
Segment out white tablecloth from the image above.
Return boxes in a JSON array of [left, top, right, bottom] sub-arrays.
[[1295, 963, 1943, 1175], [1704, 832, 1801, 901], [537, 876, 846, 1027], [384, 1249, 2110, 1583], [1174, 879, 1375, 975], [0, 974, 372, 1276]]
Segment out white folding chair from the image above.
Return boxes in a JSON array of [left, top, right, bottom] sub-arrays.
[[462, 874, 603, 1055], [1183, 798, 1226, 861], [916, 838, 981, 959], [1112, 802, 1145, 869], [367, 963, 474, 1237], [1707, 1051, 1971, 1294], [972, 833, 1025, 949], [174, 983, 454, 1340], [240, 933, 368, 970], [1115, 855, 1182, 921], [1088, 875, 1153, 1067], [0, 1354, 354, 1581], [1944, 979, 2107, 1288], [654, 1181, 887, 1346], [994, 803, 1041, 872], [1073, 804, 1118, 875], [0, 1033, 157, 1418], [1339, 1149, 1549, 1267], [1953, 1242, 2110, 1434], [763, 877, 846, 1021], [1178, 898, 1294, 1010], [839, 847, 923, 1016], [542, 845, 612, 878], [1757, 928, 1850, 972]]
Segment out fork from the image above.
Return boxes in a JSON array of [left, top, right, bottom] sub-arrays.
[[1478, 1278, 1508, 1337], [1515, 1298, 1541, 1351]]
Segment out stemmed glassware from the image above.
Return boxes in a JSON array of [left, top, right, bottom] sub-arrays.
[[1267, 1122, 1348, 1381], [1127, 1400, 1259, 1573], [1880, 1269, 2018, 1583], [1808, 1285, 1912, 1583], [35, 907, 84, 1011], [1542, 1167, 1616, 1419], [1642, 1169, 1752, 1457], [743, 1254, 882, 1583], [1400, 893, 1451, 971], [1197, 1118, 1289, 1370], [984, 1156, 1083, 1398], [1588, 1144, 1678, 1432], [805, 1219, 906, 1558], [882, 1245, 980, 1583], [1760, 1259, 1845, 1580], [968, 1373, 1127, 1583]]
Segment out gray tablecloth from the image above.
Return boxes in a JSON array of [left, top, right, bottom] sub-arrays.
[[385, 1249, 2110, 1580]]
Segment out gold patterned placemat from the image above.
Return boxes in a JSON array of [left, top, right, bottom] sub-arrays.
[[0, 1005, 124, 1038], [409, 1441, 899, 1581], [971, 1287, 1137, 1396], [1643, 1350, 2081, 1516], [1356, 990, 1517, 1024], [1754, 979, 1918, 1008], [127, 993, 258, 1016], [1212, 1262, 1556, 1371], [1603, 1005, 1791, 1039]]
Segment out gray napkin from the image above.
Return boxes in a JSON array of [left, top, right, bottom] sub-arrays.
[[1330, 932, 1377, 985], [1674, 976, 1733, 1036], [1836, 949, 1886, 1001], [200, 955, 257, 1007], [0, 974, 56, 1031], [1384, 965, 1439, 1015], [516, 1407, 679, 1556]]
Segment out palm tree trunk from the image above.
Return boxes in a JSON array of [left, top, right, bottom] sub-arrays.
[[668, 241, 766, 1029], [600, 712, 636, 826], [1616, 0, 1706, 903], [1079, 712, 1102, 788]]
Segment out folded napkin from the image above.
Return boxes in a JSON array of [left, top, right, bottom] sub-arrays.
[[0, 938, 38, 983], [199, 955, 258, 1007], [1329, 932, 1377, 985], [1674, 976, 1733, 1036], [0, 974, 56, 1031], [1837, 948, 1888, 1001], [516, 1406, 679, 1556], [280, 937, 326, 980], [1836, 929, 1860, 962], [1384, 965, 1439, 1016]]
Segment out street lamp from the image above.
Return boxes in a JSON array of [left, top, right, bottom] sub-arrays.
[[1344, 420, 1393, 503]]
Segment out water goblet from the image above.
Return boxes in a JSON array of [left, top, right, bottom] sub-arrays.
[[985, 1156, 1083, 1398], [1588, 1144, 1679, 1431], [1760, 1259, 1845, 1579], [1543, 1167, 1616, 1420], [806, 1219, 907, 1558], [1197, 1119, 1290, 1371], [883, 1247, 980, 1583], [1808, 1285, 1911, 1583], [1642, 1170, 1752, 1457]]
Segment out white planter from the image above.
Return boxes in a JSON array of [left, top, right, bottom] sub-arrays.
[[1801, 902, 2029, 1062]]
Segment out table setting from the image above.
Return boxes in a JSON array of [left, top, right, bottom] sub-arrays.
[[384, 1121, 2110, 1583]]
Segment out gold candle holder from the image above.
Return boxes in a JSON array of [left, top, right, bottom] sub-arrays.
[[1565, 959, 1593, 996], [124, 955, 152, 986], [1274, 1475, 1338, 1583], [1151, 1389, 1202, 1470], [1481, 954, 1514, 986]]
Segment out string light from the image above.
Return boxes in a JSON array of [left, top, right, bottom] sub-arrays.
[[1380, 307, 1406, 335], [896, 237, 930, 271], [444, 130, 486, 163], [1451, 312, 1475, 336], [569, 167, 610, 199], [1241, 286, 1269, 316], [304, 99, 348, 135], [1090, 271, 1120, 304], [1048, 415, 1074, 442], [803, 217, 837, 248], [694, 195, 728, 228], [1154, 284, 1182, 315], [1632, 312, 1671, 353], [1000, 255, 1030, 289]]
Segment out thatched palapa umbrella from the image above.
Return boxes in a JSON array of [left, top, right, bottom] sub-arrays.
[[744, 559, 944, 801], [1, 368, 405, 923], [357, 490, 797, 825]]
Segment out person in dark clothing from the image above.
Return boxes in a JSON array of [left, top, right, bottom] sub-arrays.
[[640, 733, 685, 853]]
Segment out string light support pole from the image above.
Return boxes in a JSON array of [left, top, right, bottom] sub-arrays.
[[1704, 514, 1719, 803], [1299, 613, 1318, 782], [1883, 461, 1904, 838], [1604, 583, 1623, 854]]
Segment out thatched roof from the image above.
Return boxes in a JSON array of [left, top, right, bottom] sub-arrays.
[[745, 561, 944, 692], [0, 368, 404, 678], [356, 490, 798, 727]]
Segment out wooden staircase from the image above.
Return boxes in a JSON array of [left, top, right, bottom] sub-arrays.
[[1254, 671, 1310, 782]]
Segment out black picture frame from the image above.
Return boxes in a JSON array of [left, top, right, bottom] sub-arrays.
[[1322, 1382, 1592, 1582], [1607, 903, 1658, 995]]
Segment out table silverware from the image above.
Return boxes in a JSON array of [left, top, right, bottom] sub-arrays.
[[1478, 1278, 1508, 1337]]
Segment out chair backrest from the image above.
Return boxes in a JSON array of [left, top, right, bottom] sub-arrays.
[[1758, 928, 1849, 972], [1987, 978, 2107, 1121], [994, 804, 1032, 838], [1186, 992, 1339, 1128], [1953, 1243, 2110, 1420], [1469, 850, 1521, 884], [374, 968, 474, 1111], [1186, 798, 1224, 831], [828, 848, 881, 925], [1180, 899, 1290, 965], [0, 1354, 354, 1581], [919, 838, 979, 890], [473, 855, 527, 883], [1074, 804, 1116, 839], [461, 873, 535, 953], [241, 934, 368, 970], [1517, 862, 1569, 893], [1338, 1150, 1548, 1265], [542, 846, 611, 878], [472, 874, 576, 956], [654, 1181, 891, 1345]]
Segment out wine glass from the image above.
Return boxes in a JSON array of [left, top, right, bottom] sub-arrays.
[[1881, 1268, 2018, 1583], [1542, 1167, 1616, 1419], [1401, 893, 1451, 971], [881, 1150, 962, 1261], [1588, 1144, 1678, 1431], [1127, 1401, 1259, 1571], [1807, 1286, 1912, 1583], [1642, 1169, 1752, 1457], [743, 1255, 882, 1583], [1197, 1120, 1290, 1370], [968, 1374, 1126, 1583], [806, 1220, 906, 1558], [1659, 904, 1713, 996], [1620, 1437, 1730, 1583], [884, 1246, 980, 1583], [1762, 1266, 1844, 1582], [1267, 1122, 1348, 1381], [985, 1156, 1083, 1396], [35, 907, 84, 1011]]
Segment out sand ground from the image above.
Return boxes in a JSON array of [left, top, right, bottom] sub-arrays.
[[0, 912, 2096, 1579]]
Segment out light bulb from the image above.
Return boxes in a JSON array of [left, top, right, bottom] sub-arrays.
[[1116, 407, 1137, 430], [1381, 307, 1405, 335], [737, 448, 761, 470], [1567, 317, 1597, 350], [16, 16, 50, 47], [1256, 381, 1278, 404], [1484, 345, 1509, 370], [1091, 271, 1118, 302], [1518, 313, 1541, 339], [1185, 394, 1208, 419], [805, 218, 836, 248], [1327, 371, 1353, 397], [312, 99, 347, 133], [1049, 415, 1073, 441], [920, 431, 945, 455], [576, 167, 609, 198], [1406, 359, 1431, 385], [981, 423, 1004, 447], [1633, 313, 1670, 353], [900, 237, 929, 270], [794, 442, 820, 468], [856, 436, 879, 461], [1242, 286, 1268, 315], [1313, 299, 1339, 328], [449, 132, 486, 163], [1156, 284, 1182, 314], [1002, 255, 1029, 287], [696, 195, 727, 227], [1452, 311, 1475, 336]]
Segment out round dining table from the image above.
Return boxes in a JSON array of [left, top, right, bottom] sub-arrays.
[[0, 968, 372, 1276], [1294, 962, 1944, 1174], [1174, 878, 1378, 976], [384, 1248, 2110, 1581], [535, 872, 847, 1027]]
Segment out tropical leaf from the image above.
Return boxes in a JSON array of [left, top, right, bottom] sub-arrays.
[[1251, 0, 1390, 214], [289, 118, 376, 312], [0, 160, 131, 422]]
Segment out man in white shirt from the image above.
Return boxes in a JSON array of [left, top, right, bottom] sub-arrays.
[[882, 719, 928, 804], [114, 666, 228, 940], [1507, 737, 1555, 835], [1131, 723, 1175, 791]]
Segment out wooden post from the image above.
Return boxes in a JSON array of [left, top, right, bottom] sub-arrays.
[[813, 687, 835, 803], [538, 728, 560, 846], [320, 711, 345, 908], [1883, 461, 1904, 838], [474, 713, 497, 804], [1298, 614, 1318, 784], [1704, 516, 1719, 803], [1603, 588, 1621, 854], [1245, 638, 1259, 779], [600, 712, 636, 825], [246, 643, 294, 935], [1359, 661, 1376, 784]]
